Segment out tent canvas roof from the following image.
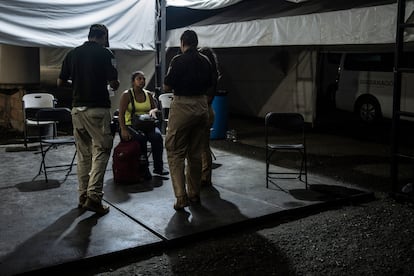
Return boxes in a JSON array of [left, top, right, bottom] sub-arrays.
[[166, 0, 414, 48], [166, 0, 396, 30], [0, 0, 412, 50], [0, 0, 156, 50]]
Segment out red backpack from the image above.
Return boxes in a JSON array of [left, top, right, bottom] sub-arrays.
[[112, 140, 143, 184]]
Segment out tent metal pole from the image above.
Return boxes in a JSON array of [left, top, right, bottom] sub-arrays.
[[160, 0, 166, 94], [155, 0, 166, 97]]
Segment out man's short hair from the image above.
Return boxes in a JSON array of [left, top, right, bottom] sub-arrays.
[[88, 24, 109, 47], [88, 24, 107, 38], [180, 30, 198, 48]]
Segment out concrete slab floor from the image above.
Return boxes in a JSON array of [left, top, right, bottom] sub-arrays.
[[0, 136, 373, 275]]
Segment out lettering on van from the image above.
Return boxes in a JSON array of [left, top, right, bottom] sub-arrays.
[[359, 79, 393, 86]]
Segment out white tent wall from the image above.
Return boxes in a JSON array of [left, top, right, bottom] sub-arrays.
[[40, 47, 70, 88], [0, 45, 40, 86], [258, 50, 317, 123], [214, 47, 316, 122], [111, 50, 156, 113]]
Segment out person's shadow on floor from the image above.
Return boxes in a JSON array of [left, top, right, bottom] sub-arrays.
[[164, 186, 296, 275], [0, 208, 100, 275], [164, 186, 248, 239]]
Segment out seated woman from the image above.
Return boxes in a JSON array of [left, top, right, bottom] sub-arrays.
[[118, 70, 169, 178]]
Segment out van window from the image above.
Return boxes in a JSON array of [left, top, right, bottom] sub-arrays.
[[327, 53, 342, 64], [401, 52, 414, 68], [343, 53, 393, 72], [335, 51, 414, 123]]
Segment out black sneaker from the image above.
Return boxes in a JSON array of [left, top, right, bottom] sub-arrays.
[[84, 198, 110, 215], [78, 194, 87, 209], [189, 195, 201, 205], [201, 180, 212, 187], [153, 169, 169, 176]]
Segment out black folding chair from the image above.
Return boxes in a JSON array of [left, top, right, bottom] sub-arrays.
[[34, 108, 77, 183], [265, 112, 308, 190]]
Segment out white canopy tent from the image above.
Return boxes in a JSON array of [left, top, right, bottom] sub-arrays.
[[164, 1, 414, 123], [1, 0, 413, 125], [166, 3, 414, 48], [1, 0, 412, 50], [0, 0, 156, 50], [0, 0, 158, 129], [166, 0, 244, 9]]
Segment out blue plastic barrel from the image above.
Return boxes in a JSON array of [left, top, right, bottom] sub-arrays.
[[210, 94, 228, 139]]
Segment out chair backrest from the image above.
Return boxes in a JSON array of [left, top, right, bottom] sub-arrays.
[[22, 93, 55, 109], [158, 93, 173, 109], [265, 112, 305, 144], [23, 93, 56, 121], [36, 108, 72, 124], [265, 112, 304, 130]]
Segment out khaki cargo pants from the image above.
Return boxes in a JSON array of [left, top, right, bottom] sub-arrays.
[[71, 107, 113, 202], [165, 95, 209, 199]]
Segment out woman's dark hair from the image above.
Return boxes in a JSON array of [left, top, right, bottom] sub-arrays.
[[199, 47, 218, 74], [131, 70, 145, 82], [180, 30, 198, 48]]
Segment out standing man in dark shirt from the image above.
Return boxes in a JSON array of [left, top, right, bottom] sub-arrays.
[[57, 24, 119, 215], [163, 30, 212, 210]]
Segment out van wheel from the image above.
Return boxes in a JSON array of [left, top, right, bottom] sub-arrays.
[[355, 97, 382, 124]]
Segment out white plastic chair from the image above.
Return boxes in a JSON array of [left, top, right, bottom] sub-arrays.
[[22, 93, 56, 149], [158, 93, 173, 133]]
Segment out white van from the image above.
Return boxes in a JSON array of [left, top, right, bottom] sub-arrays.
[[335, 52, 414, 123]]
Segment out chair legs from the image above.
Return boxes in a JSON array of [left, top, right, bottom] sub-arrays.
[[23, 124, 28, 149], [209, 147, 217, 161], [300, 151, 308, 189], [147, 142, 152, 159], [265, 112, 308, 190], [23, 123, 55, 150], [34, 145, 77, 183], [266, 150, 308, 190], [66, 149, 77, 178]]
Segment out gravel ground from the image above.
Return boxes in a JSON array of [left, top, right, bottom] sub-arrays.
[[83, 194, 414, 276]]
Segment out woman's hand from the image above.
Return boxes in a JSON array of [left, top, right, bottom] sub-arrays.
[[120, 128, 132, 141], [149, 108, 158, 119]]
